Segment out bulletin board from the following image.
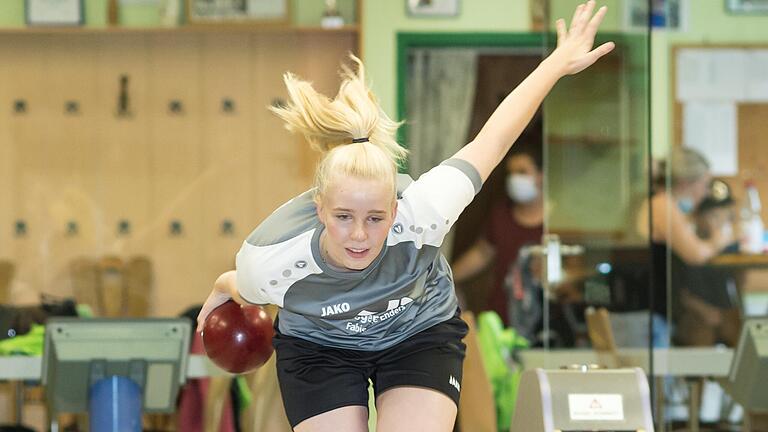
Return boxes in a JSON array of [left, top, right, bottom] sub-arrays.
[[673, 45, 768, 224]]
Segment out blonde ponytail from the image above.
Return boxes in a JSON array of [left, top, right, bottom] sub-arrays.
[[270, 55, 408, 201]]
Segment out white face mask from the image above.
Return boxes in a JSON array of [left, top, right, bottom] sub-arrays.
[[506, 174, 539, 203]]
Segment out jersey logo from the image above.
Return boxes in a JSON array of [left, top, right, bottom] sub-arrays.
[[320, 302, 351, 317], [392, 222, 403, 234], [449, 375, 461, 392], [354, 296, 413, 319]]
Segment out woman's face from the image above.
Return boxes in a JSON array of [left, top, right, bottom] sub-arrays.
[[506, 153, 542, 181], [679, 173, 712, 206], [316, 176, 396, 270], [504, 154, 543, 203]]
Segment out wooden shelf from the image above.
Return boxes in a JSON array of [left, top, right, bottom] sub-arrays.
[[547, 134, 621, 146], [0, 24, 359, 35]]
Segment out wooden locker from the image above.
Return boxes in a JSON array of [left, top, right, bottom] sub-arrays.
[[3, 35, 51, 304], [94, 34, 153, 258], [42, 35, 101, 300], [0, 38, 15, 262], [147, 34, 206, 316], [300, 32, 358, 178], [199, 33, 255, 292], [251, 33, 314, 223]]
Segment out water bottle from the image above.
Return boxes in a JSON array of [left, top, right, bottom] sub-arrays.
[[739, 180, 764, 254]]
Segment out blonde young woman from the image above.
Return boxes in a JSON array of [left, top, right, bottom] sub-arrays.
[[197, 2, 613, 430]]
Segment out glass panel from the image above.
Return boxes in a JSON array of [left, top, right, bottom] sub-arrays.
[[657, 2, 766, 431], [541, 0, 655, 413], [540, 2, 762, 431]]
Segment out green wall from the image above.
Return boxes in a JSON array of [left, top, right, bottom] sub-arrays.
[[362, 0, 533, 118], [0, 0, 355, 28]]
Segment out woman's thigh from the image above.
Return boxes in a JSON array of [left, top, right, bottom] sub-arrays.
[[375, 386, 457, 432], [294, 405, 369, 432]]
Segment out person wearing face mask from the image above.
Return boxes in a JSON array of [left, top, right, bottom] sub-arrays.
[[451, 144, 544, 326], [635, 146, 735, 340]]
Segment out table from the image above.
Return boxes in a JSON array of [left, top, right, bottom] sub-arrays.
[[0, 354, 228, 428], [519, 347, 733, 377], [2, 347, 732, 381], [0, 354, 228, 381], [1, 348, 735, 431], [711, 253, 768, 268]]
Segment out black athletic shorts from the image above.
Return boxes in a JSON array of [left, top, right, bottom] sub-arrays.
[[272, 312, 469, 428]]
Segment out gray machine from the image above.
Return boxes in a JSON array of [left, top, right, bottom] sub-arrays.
[[42, 318, 191, 420], [511, 366, 654, 432], [726, 318, 768, 412]]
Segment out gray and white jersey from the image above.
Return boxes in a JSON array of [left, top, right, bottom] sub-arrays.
[[235, 159, 482, 351]]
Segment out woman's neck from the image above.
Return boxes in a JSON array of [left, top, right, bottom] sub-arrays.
[[318, 230, 358, 273], [512, 199, 543, 227]]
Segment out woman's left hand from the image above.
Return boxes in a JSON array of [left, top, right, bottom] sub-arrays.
[[552, 0, 615, 76]]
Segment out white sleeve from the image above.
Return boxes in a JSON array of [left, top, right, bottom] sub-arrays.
[[393, 159, 482, 248], [235, 242, 271, 305], [235, 231, 322, 307]]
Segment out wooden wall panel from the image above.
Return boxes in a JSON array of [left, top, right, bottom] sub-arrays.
[[4, 36, 50, 304], [199, 33, 255, 295], [0, 40, 15, 262], [147, 34, 206, 316], [94, 35, 152, 257], [251, 34, 312, 223], [300, 32, 358, 178], [734, 104, 768, 222], [0, 31, 358, 314], [43, 36, 101, 298]]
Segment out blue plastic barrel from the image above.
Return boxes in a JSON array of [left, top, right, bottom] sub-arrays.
[[89, 376, 142, 432]]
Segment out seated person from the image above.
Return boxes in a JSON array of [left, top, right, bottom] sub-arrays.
[[635, 147, 735, 344], [679, 179, 741, 346], [451, 144, 543, 326]]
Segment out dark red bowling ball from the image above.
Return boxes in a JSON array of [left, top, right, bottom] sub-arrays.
[[202, 300, 274, 374]]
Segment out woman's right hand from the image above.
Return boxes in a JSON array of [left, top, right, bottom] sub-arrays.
[[550, 0, 615, 77], [196, 289, 232, 333], [196, 270, 238, 333]]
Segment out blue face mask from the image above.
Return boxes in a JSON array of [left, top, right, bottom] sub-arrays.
[[678, 197, 695, 214]]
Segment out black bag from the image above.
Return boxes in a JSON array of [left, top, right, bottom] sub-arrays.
[[0, 296, 78, 340]]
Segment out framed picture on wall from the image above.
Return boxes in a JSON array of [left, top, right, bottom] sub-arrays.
[[624, 0, 688, 31], [726, 0, 768, 14], [26, 0, 84, 26], [406, 0, 460, 17], [187, 0, 290, 24]]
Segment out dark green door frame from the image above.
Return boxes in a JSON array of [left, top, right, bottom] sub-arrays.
[[396, 32, 545, 153], [396, 32, 635, 173]]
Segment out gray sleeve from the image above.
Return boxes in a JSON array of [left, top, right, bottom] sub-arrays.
[[440, 158, 483, 195], [245, 189, 319, 247]]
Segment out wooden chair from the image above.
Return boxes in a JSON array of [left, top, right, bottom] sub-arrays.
[[69, 257, 101, 316], [584, 306, 623, 368], [124, 256, 152, 317], [98, 256, 125, 317]]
